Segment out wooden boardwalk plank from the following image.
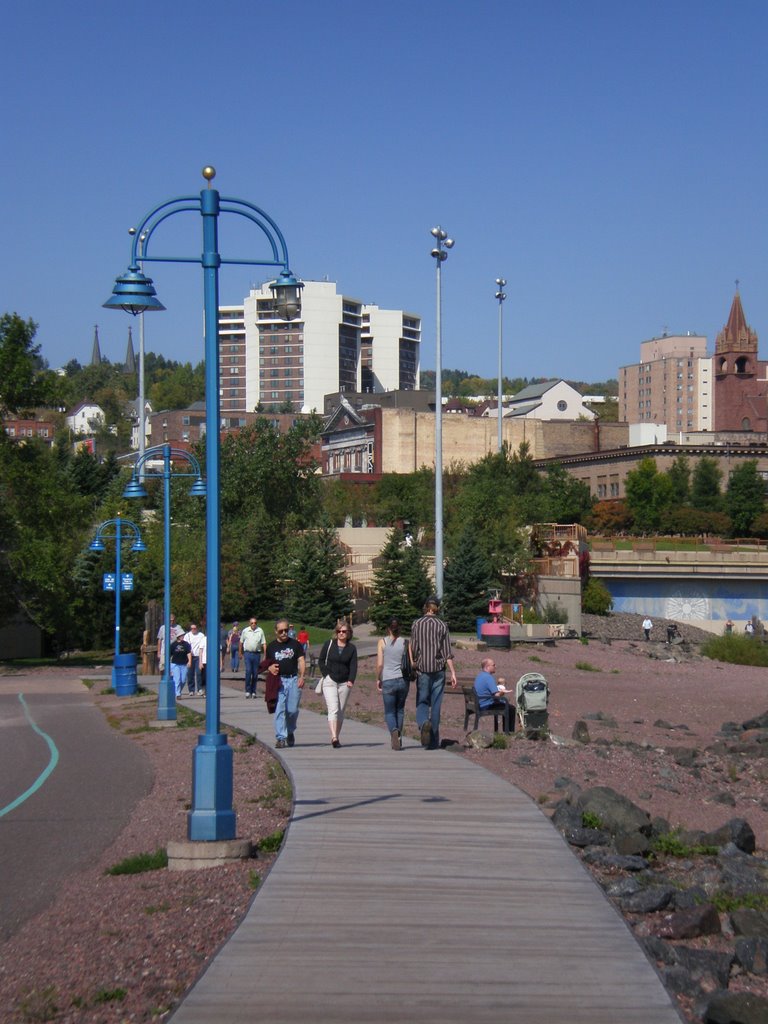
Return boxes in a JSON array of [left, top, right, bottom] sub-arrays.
[[169, 687, 682, 1024]]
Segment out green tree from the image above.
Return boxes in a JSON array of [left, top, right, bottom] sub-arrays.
[[539, 464, 594, 523], [0, 314, 50, 415], [666, 454, 691, 505], [725, 460, 766, 536], [442, 525, 493, 631], [624, 458, 674, 532], [368, 528, 428, 631], [582, 578, 613, 615], [691, 457, 722, 511], [281, 524, 352, 628]]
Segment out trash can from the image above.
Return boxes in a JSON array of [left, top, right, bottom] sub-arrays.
[[113, 653, 138, 696], [476, 617, 487, 640]]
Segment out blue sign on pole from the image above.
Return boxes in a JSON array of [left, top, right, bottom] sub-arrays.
[[103, 573, 116, 592], [121, 573, 134, 592]]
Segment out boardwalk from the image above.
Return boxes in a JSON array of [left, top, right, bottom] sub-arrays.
[[169, 684, 682, 1024]]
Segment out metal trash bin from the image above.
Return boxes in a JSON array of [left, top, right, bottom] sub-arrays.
[[476, 617, 487, 640], [112, 653, 138, 696]]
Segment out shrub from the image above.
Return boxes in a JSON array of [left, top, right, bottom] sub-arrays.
[[540, 600, 568, 624], [106, 849, 168, 875], [702, 634, 768, 667], [582, 578, 613, 615], [575, 661, 601, 672]]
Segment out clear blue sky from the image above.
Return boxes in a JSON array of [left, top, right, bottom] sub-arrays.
[[4, 0, 767, 384]]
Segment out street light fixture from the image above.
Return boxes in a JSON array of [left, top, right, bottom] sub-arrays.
[[123, 443, 206, 722], [104, 166, 302, 841], [89, 515, 146, 694], [430, 226, 454, 599], [495, 278, 507, 453]]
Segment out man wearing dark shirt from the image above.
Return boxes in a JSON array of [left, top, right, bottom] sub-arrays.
[[168, 634, 192, 698], [410, 596, 458, 750], [265, 618, 306, 749]]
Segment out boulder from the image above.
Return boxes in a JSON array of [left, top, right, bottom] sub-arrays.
[[466, 731, 492, 749], [672, 746, 700, 767], [731, 909, 768, 939], [614, 831, 652, 856], [564, 826, 610, 848], [742, 711, 768, 731], [652, 903, 722, 940], [735, 938, 768, 975], [572, 720, 591, 744], [550, 801, 583, 832], [703, 991, 768, 1024], [575, 786, 652, 838], [619, 885, 675, 914]]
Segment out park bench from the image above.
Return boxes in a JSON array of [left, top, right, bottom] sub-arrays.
[[462, 686, 513, 734]]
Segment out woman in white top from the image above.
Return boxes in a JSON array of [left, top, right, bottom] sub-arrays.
[[376, 618, 409, 750]]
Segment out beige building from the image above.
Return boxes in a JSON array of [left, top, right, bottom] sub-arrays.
[[619, 333, 712, 433]]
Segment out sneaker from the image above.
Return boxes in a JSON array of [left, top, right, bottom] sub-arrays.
[[245, 693, 251, 699], [420, 721, 432, 748], [287, 733, 295, 747], [276, 739, 286, 748], [391, 729, 400, 750]]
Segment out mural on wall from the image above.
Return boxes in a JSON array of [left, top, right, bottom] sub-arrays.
[[603, 577, 767, 624]]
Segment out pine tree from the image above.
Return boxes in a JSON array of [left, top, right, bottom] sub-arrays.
[[368, 528, 429, 631], [442, 526, 493, 631], [282, 525, 352, 628]]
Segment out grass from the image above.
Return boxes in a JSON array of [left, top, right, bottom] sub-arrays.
[[248, 870, 262, 890], [651, 830, 718, 858], [574, 660, 601, 672], [144, 901, 171, 915], [258, 829, 285, 854], [106, 849, 168, 876], [581, 811, 605, 829], [258, 763, 292, 809], [709, 891, 768, 913], [19, 986, 58, 1022], [93, 988, 127, 1005], [490, 733, 508, 749], [701, 634, 768, 667]]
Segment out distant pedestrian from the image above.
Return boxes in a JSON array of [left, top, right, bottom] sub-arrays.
[[184, 623, 206, 695], [376, 618, 408, 750], [240, 617, 266, 698], [319, 622, 357, 748], [265, 619, 306, 748], [642, 617, 653, 641], [228, 622, 241, 673], [410, 596, 458, 750], [745, 620, 755, 637], [156, 613, 184, 672], [168, 633, 192, 698], [297, 625, 310, 656]]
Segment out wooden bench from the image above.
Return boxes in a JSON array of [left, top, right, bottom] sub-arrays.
[[462, 686, 513, 734]]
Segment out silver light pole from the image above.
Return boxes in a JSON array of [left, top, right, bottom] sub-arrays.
[[495, 278, 507, 452], [430, 226, 454, 599]]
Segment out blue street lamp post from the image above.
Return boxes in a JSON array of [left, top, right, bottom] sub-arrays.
[[89, 515, 146, 694], [495, 278, 507, 453], [124, 444, 206, 722], [104, 167, 302, 841]]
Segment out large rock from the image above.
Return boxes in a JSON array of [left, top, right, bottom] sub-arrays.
[[731, 909, 768, 939], [702, 818, 757, 854], [652, 903, 722, 940], [575, 786, 652, 837], [735, 938, 768, 975], [742, 711, 768, 731], [703, 991, 768, 1024], [572, 720, 591, 744], [619, 885, 675, 914]]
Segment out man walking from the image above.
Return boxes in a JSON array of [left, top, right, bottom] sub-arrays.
[[240, 616, 266, 698], [168, 632, 192, 698], [184, 623, 206, 696], [156, 613, 184, 673], [410, 596, 458, 750], [265, 618, 305, 748]]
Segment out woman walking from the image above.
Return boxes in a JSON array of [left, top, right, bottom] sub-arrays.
[[376, 618, 409, 750], [318, 622, 358, 748]]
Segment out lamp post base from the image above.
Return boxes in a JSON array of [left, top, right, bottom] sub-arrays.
[[187, 733, 236, 841], [157, 672, 177, 721]]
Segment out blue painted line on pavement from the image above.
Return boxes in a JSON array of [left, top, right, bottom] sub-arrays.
[[0, 694, 60, 818]]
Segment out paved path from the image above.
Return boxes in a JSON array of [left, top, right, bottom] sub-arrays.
[[164, 678, 682, 1024]]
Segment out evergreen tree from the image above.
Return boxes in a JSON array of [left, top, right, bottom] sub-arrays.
[[666, 454, 691, 504], [368, 528, 428, 631], [725, 460, 766, 536], [624, 458, 674, 532], [282, 524, 352, 629], [442, 526, 493, 631], [691, 456, 722, 511]]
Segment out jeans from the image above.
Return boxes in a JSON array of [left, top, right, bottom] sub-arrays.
[[381, 677, 409, 733], [188, 656, 202, 693], [244, 651, 261, 696], [275, 675, 301, 741], [170, 662, 188, 696], [416, 670, 445, 748], [230, 647, 240, 673]]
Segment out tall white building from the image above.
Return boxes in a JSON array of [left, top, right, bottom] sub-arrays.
[[218, 281, 420, 414]]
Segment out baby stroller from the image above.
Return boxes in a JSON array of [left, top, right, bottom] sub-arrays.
[[515, 672, 549, 739]]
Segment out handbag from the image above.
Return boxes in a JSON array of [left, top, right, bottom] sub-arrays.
[[314, 676, 325, 694], [401, 640, 416, 682]]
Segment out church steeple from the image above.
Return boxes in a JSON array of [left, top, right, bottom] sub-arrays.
[[716, 288, 758, 355], [90, 325, 102, 366], [123, 325, 137, 374]]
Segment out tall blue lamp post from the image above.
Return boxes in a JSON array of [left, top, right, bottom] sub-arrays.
[[495, 278, 507, 453], [123, 444, 206, 722], [89, 515, 146, 694], [104, 166, 302, 841]]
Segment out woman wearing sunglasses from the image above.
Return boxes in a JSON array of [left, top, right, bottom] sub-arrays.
[[318, 621, 358, 748]]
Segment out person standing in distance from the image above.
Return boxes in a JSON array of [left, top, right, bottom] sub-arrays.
[[410, 596, 458, 750], [240, 616, 266, 698], [265, 619, 305, 748], [156, 613, 184, 673], [642, 616, 653, 641]]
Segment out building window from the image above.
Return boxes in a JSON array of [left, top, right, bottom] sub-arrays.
[[557, 400, 567, 411]]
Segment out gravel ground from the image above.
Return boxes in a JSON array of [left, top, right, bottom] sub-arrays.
[[2, 615, 766, 1023]]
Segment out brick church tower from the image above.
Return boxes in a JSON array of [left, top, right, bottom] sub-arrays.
[[713, 290, 767, 432]]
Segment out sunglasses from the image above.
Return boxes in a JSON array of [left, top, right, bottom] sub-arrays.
[[276, 627, 289, 634], [336, 628, 349, 634]]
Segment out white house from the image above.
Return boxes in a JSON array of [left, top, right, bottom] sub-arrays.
[[483, 380, 596, 421], [66, 401, 105, 435]]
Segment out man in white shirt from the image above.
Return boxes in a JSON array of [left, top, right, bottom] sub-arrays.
[[184, 623, 207, 696], [240, 616, 266, 698]]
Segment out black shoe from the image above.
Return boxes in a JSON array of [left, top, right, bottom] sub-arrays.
[[276, 739, 286, 749], [420, 721, 432, 748], [332, 739, 341, 748], [287, 733, 295, 747]]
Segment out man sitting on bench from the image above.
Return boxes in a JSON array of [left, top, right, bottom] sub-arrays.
[[473, 658, 509, 712]]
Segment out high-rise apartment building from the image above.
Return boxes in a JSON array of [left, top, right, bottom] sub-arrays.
[[217, 281, 421, 414], [619, 333, 712, 433]]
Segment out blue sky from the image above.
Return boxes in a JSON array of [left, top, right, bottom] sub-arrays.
[[4, 0, 768, 383]]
